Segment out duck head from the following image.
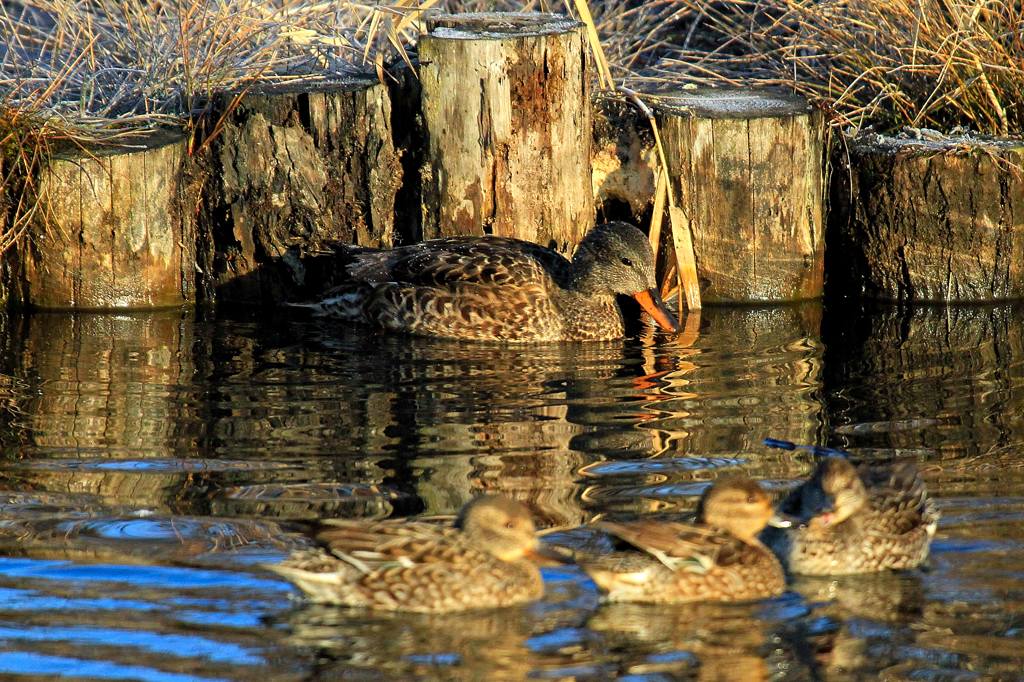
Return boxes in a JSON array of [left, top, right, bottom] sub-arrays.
[[800, 457, 868, 527], [570, 222, 680, 332], [456, 495, 540, 562], [697, 476, 791, 543]]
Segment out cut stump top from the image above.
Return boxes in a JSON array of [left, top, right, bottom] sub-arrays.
[[49, 128, 185, 160], [424, 12, 582, 39], [850, 131, 1024, 156], [651, 88, 812, 120]]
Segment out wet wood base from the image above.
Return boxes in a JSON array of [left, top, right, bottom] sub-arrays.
[[831, 134, 1024, 302], [418, 12, 593, 252], [195, 79, 403, 305], [656, 88, 826, 302], [18, 131, 193, 309]]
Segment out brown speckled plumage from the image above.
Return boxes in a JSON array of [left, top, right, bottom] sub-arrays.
[[763, 458, 938, 575], [265, 496, 545, 613], [580, 477, 788, 604], [297, 221, 678, 342]]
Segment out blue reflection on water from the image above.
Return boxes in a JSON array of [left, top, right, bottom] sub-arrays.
[[0, 624, 261, 665], [0, 586, 159, 613], [0, 558, 290, 592], [0, 651, 229, 681]]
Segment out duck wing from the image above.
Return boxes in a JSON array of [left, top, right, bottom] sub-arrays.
[[860, 463, 939, 537], [347, 237, 572, 289], [313, 518, 477, 573], [597, 521, 750, 574]]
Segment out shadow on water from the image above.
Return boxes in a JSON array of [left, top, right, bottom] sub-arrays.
[[0, 302, 1019, 677]]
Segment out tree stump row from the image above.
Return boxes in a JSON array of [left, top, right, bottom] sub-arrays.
[[0, 10, 899, 311]]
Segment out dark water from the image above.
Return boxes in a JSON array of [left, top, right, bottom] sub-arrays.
[[0, 303, 1022, 680]]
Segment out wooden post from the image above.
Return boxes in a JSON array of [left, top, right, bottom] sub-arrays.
[[418, 12, 593, 252], [655, 88, 826, 302], [196, 79, 403, 304], [831, 135, 1024, 302], [21, 131, 193, 309]]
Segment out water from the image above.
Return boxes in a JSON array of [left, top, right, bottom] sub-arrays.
[[0, 303, 1021, 679]]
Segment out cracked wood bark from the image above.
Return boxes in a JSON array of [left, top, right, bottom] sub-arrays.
[[831, 135, 1024, 302], [196, 79, 402, 305], [656, 89, 826, 302], [20, 130, 193, 309], [418, 12, 593, 253]]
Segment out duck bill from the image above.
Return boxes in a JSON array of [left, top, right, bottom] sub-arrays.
[[767, 511, 800, 529], [632, 288, 680, 332]]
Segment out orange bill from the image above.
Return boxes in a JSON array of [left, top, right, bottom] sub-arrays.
[[632, 288, 680, 332]]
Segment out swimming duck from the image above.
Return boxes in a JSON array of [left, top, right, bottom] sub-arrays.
[[580, 477, 790, 604], [295, 221, 679, 341], [763, 457, 938, 575], [265, 496, 548, 612]]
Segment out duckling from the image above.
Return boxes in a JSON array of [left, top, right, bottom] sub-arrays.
[[580, 477, 790, 603], [764, 457, 938, 575], [265, 496, 548, 612]]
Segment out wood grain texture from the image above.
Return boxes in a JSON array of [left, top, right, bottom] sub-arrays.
[[197, 79, 402, 304], [657, 89, 826, 302], [23, 131, 191, 309], [419, 12, 593, 253], [831, 135, 1024, 301]]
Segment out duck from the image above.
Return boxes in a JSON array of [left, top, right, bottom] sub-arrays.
[[762, 457, 938, 575], [579, 477, 790, 604], [293, 221, 679, 341], [264, 496, 550, 613]]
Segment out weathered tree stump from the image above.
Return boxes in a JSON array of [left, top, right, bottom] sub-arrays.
[[591, 94, 657, 223], [830, 134, 1024, 301], [196, 78, 402, 304], [418, 12, 593, 252], [18, 131, 193, 309], [655, 88, 826, 302]]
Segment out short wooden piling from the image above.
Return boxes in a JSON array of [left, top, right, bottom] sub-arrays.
[[418, 12, 594, 252], [831, 134, 1024, 302], [21, 131, 193, 309], [655, 88, 826, 302], [196, 79, 402, 304]]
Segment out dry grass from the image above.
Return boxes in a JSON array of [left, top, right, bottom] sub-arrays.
[[639, 0, 1024, 136]]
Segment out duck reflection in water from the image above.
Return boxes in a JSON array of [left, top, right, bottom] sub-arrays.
[[587, 600, 803, 681]]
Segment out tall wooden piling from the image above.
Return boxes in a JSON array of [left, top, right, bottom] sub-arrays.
[[19, 131, 193, 309], [196, 79, 402, 304], [418, 12, 594, 252], [655, 89, 826, 302], [831, 135, 1024, 302]]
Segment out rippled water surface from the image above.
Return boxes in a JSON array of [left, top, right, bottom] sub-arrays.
[[0, 303, 1022, 679]]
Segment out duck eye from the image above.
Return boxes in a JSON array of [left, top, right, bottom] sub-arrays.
[[746, 494, 757, 503], [620, 257, 633, 267], [505, 521, 516, 529]]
